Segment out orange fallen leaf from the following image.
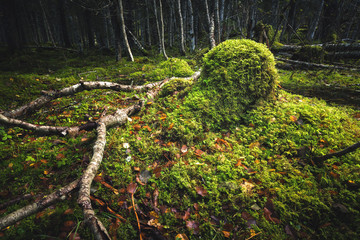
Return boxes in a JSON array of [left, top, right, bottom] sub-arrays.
[[133, 124, 141, 131], [168, 123, 174, 130], [290, 115, 297, 122], [175, 233, 189, 240], [222, 231, 231, 238], [143, 125, 152, 132]]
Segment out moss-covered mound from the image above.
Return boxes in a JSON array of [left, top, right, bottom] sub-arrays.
[[186, 39, 278, 129], [129, 58, 194, 81]]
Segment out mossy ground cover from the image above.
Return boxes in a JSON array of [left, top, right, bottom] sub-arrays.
[[0, 48, 359, 239]]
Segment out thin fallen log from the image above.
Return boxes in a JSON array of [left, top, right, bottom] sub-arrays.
[[314, 141, 360, 162], [2, 80, 165, 119], [0, 71, 201, 239], [0, 179, 80, 229], [276, 57, 360, 72]]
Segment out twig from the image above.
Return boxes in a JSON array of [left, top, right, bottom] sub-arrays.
[[314, 141, 360, 162], [131, 191, 142, 240]]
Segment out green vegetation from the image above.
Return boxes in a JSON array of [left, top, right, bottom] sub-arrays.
[[0, 47, 359, 240], [292, 45, 326, 63], [183, 39, 278, 130]]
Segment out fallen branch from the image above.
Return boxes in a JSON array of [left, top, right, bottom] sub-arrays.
[[0, 179, 80, 229], [3, 80, 166, 118], [0, 194, 40, 210], [0, 71, 201, 239], [314, 141, 360, 162], [276, 57, 360, 72]]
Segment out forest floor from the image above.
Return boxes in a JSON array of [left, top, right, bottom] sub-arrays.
[[0, 48, 359, 240]]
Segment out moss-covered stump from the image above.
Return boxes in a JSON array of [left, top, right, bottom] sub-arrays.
[[186, 39, 278, 129]]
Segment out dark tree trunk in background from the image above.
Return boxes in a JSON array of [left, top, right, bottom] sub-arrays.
[[2, 0, 24, 51], [188, 0, 195, 52], [111, 3, 122, 62], [58, 0, 71, 47], [85, 10, 95, 48], [307, 0, 324, 42]]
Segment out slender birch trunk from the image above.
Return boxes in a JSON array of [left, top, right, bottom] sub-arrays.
[[205, 0, 216, 49], [118, 0, 134, 62], [188, 0, 195, 52], [177, 0, 186, 55]]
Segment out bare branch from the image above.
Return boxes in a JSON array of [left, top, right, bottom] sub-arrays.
[[314, 141, 360, 162], [0, 179, 80, 229]]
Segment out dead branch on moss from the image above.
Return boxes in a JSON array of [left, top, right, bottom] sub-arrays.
[[0, 179, 80, 229], [2, 80, 166, 119], [276, 57, 360, 72], [314, 141, 360, 162], [0, 71, 200, 240]]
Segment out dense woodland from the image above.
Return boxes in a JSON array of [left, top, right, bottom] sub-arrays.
[[0, 1, 360, 240], [1, 0, 359, 56]]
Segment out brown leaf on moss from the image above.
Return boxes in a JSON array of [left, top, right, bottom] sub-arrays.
[[222, 231, 231, 238], [186, 220, 200, 234], [183, 208, 191, 220], [127, 182, 137, 194], [195, 186, 208, 197], [56, 153, 65, 160], [175, 233, 189, 240], [133, 124, 141, 131]]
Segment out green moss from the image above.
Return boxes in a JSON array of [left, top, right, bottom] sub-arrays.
[[292, 45, 326, 63], [185, 39, 278, 130], [160, 78, 194, 97]]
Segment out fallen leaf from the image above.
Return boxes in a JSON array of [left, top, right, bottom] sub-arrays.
[[181, 145, 188, 153], [143, 125, 152, 132], [56, 153, 65, 160], [183, 208, 191, 220], [195, 186, 208, 197], [186, 220, 200, 234], [290, 115, 297, 122], [194, 149, 205, 157], [168, 123, 174, 130], [222, 231, 231, 238], [175, 233, 189, 240], [127, 182, 137, 194], [63, 209, 74, 215], [133, 124, 141, 131]]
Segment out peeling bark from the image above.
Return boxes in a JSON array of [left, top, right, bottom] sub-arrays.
[[0, 179, 80, 229]]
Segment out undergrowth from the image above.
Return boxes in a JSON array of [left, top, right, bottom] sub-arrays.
[[0, 49, 359, 240]]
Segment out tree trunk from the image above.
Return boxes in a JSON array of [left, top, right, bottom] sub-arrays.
[[215, 0, 220, 43], [118, 0, 134, 62], [307, 0, 324, 42], [205, 0, 216, 49], [153, 0, 168, 59], [188, 0, 195, 52], [177, 0, 186, 55], [58, 0, 71, 47], [159, 0, 168, 59], [145, 0, 152, 46]]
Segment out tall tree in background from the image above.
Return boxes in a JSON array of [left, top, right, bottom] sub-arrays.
[[188, 0, 195, 52], [205, 0, 216, 49], [177, 0, 186, 55], [118, 0, 134, 61]]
